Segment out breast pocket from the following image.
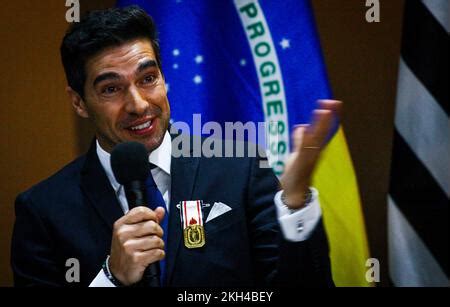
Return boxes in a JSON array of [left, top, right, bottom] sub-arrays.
[[204, 208, 243, 235]]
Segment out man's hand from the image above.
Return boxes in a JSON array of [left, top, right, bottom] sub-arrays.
[[109, 206, 166, 286], [280, 100, 342, 209]]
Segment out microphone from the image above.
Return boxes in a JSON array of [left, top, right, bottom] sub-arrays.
[[110, 141, 160, 287]]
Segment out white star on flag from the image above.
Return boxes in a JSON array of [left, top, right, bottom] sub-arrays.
[[173, 49, 180, 56], [195, 55, 203, 64], [173, 63, 179, 69], [280, 38, 290, 49], [193, 75, 202, 84], [240, 59, 247, 66]]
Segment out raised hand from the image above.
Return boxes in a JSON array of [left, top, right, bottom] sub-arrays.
[[280, 100, 342, 209]]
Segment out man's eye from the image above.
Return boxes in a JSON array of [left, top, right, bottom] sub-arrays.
[[102, 86, 118, 94], [142, 75, 157, 84]]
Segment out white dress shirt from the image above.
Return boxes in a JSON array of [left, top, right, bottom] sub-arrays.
[[90, 131, 322, 286]]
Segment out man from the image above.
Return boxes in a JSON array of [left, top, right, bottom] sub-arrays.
[[11, 6, 339, 287]]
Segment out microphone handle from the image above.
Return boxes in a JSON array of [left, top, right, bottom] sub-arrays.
[[124, 180, 161, 287]]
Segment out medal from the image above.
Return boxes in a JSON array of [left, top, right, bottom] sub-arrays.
[[180, 200, 206, 248]]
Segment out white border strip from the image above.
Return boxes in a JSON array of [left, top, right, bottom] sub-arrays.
[[422, 0, 449, 33], [234, 0, 290, 173], [395, 58, 450, 197], [388, 196, 449, 286]]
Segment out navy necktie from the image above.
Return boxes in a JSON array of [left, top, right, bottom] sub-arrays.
[[145, 166, 168, 285]]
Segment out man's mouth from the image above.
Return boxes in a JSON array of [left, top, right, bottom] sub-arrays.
[[130, 120, 152, 131], [125, 118, 155, 135]]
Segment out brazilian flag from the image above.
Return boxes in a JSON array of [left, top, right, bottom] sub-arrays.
[[118, 0, 371, 286]]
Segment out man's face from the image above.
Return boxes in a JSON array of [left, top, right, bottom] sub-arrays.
[[71, 39, 170, 153]]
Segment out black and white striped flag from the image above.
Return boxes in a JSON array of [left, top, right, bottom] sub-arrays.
[[388, 0, 448, 287]]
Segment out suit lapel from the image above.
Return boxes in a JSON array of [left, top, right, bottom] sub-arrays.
[[79, 134, 200, 285], [165, 134, 200, 285], [80, 140, 124, 231]]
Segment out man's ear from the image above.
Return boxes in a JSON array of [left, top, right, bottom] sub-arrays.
[[66, 86, 89, 118]]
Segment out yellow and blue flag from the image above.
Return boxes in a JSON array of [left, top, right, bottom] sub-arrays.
[[118, 0, 371, 286]]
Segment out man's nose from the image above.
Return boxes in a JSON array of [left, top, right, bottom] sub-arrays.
[[125, 86, 148, 115]]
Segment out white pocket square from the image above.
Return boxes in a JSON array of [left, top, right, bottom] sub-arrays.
[[205, 202, 232, 223]]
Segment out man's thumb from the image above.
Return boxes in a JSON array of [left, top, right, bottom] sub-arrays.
[[154, 206, 166, 223]]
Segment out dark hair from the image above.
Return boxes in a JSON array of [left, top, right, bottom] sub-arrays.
[[60, 5, 162, 99]]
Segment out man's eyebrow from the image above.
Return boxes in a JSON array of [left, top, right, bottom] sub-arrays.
[[137, 60, 158, 74], [93, 72, 122, 87]]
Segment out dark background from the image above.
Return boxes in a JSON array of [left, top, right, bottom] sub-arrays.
[[0, 0, 404, 286]]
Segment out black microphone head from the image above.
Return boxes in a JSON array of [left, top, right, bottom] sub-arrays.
[[110, 142, 150, 184]]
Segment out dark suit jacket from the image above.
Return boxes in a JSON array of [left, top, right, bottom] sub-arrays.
[[11, 136, 333, 287]]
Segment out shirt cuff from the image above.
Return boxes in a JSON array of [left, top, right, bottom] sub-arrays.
[[274, 187, 322, 242], [89, 269, 116, 287]]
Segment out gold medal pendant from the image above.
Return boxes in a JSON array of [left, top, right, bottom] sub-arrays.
[[181, 200, 206, 249], [184, 224, 205, 248]]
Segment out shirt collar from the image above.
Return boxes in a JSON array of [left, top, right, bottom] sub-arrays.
[[149, 131, 172, 175], [96, 131, 172, 193]]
